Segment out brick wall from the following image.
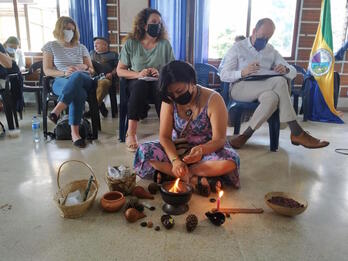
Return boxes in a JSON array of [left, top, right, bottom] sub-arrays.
[[296, 0, 348, 98]]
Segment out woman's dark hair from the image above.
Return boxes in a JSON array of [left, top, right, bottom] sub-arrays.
[[124, 8, 168, 42], [159, 60, 197, 103]]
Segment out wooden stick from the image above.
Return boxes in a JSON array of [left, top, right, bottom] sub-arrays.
[[212, 208, 264, 214]]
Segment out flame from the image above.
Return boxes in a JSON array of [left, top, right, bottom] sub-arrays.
[[169, 178, 181, 193], [219, 190, 224, 198]]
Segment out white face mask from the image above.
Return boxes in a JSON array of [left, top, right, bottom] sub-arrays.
[[63, 29, 74, 43]]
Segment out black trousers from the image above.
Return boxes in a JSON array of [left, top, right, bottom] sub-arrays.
[[127, 79, 161, 121]]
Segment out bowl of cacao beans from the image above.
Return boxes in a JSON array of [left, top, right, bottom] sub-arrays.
[[265, 192, 308, 217]]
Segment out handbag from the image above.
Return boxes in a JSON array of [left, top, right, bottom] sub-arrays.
[[54, 115, 92, 140]]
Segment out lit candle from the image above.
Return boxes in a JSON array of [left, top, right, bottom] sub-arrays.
[[217, 190, 224, 210]]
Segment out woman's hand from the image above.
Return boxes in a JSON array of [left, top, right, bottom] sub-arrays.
[[65, 66, 77, 76], [183, 146, 203, 164], [75, 64, 88, 71], [171, 160, 189, 178], [148, 68, 159, 78], [138, 68, 149, 78]]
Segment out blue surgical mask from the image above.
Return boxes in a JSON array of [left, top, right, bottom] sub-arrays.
[[253, 38, 268, 51], [6, 47, 16, 54]]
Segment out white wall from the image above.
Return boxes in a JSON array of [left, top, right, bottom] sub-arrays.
[[119, 0, 148, 33]]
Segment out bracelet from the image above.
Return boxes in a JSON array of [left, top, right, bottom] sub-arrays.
[[171, 157, 178, 163]]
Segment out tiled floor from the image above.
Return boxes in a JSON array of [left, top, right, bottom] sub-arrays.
[[1, 107, 347, 261]]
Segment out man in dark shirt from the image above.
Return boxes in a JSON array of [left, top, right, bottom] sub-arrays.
[[90, 37, 118, 117]]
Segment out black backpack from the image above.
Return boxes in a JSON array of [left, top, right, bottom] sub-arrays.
[[54, 115, 92, 140]]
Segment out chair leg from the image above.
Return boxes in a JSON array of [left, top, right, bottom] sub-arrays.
[[232, 109, 242, 135], [10, 95, 19, 128], [267, 109, 280, 152], [88, 89, 100, 140], [42, 88, 48, 139], [119, 78, 128, 142], [35, 90, 41, 115], [293, 94, 299, 115], [109, 85, 117, 118], [1, 90, 15, 130]]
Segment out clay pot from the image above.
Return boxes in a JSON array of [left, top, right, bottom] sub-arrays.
[[100, 191, 125, 212], [132, 186, 154, 200], [124, 208, 146, 223]]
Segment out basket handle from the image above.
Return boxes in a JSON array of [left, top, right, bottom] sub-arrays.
[[57, 160, 98, 190]]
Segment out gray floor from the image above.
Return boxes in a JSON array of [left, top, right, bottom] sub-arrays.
[[1, 106, 348, 261]]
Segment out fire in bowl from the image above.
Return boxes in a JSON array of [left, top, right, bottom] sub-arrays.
[[160, 179, 193, 215]]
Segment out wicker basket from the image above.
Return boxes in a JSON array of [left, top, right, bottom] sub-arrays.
[[54, 160, 99, 219], [105, 166, 136, 195]]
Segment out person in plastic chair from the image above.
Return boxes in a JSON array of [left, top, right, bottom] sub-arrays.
[[42, 16, 95, 148], [116, 8, 175, 152], [88, 37, 118, 118], [3, 36, 26, 72], [220, 18, 329, 149]]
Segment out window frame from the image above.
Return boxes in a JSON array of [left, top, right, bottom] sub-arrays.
[[208, 0, 301, 62], [8, 0, 65, 53]]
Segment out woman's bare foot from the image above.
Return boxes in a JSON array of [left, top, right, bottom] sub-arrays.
[[190, 176, 211, 197], [126, 133, 138, 152]]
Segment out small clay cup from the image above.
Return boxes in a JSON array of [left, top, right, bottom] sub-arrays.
[[100, 191, 126, 212]]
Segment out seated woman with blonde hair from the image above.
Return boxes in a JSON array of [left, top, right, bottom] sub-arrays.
[[42, 16, 95, 148], [134, 61, 240, 196]]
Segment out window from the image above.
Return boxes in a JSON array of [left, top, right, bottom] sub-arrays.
[[208, 0, 299, 59], [0, 0, 69, 52], [331, 0, 348, 53]]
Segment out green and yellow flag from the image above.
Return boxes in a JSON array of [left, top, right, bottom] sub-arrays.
[[309, 0, 340, 116]]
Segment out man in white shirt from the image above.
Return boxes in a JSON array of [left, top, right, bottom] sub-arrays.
[[220, 18, 329, 149]]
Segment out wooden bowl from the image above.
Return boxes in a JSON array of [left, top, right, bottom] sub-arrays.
[[264, 192, 308, 217], [100, 191, 125, 212]]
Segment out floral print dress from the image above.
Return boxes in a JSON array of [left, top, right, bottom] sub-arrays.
[[133, 92, 240, 188]]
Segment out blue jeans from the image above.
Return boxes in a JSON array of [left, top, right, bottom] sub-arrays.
[[53, 71, 94, 125]]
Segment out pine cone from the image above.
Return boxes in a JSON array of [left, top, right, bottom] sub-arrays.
[[186, 214, 198, 232], [124, 198, 144, 212]]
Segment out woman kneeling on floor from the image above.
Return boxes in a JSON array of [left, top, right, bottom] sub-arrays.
[[134, 61, 240, 196]]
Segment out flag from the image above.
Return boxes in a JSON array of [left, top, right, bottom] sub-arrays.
[[309, 0, 342, 119]]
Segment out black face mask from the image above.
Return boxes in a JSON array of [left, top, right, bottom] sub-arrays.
[[147, 23, 161, 38], [173, 90, 192, 105]]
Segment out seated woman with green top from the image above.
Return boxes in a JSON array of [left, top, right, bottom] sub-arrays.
[[116, 8, 175, 152]]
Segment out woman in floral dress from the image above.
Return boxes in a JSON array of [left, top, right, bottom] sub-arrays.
[[134, 61, 240, 196]]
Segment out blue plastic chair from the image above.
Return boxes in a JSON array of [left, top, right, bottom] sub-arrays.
[[291, 64, 307, 115], [221, 82, 280, 152], [195, 63, 221, 92]]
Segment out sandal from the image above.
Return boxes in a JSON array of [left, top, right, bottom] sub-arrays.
[[73, 138, 86, 148], [125, 133, 138, 152], [48, 112, 59, 125], [153, 170, 175, 184], [194, 176, 211, 197]]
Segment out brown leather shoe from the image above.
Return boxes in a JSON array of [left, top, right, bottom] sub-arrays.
[[229, 134, 249, 149], [290, 131, 329, 149]]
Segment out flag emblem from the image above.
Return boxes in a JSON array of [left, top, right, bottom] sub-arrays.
[[309, 49, 332, 77]]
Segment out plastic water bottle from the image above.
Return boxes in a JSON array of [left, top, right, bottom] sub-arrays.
[[32, 116, 40, 143]]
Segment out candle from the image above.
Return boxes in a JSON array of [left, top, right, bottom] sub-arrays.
[[217, 190, 224, 210]]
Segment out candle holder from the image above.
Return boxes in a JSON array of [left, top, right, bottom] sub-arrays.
[[160, 181, 193, 215]]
